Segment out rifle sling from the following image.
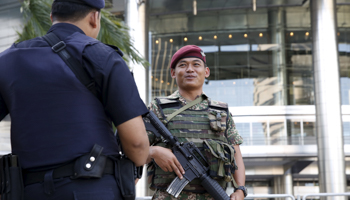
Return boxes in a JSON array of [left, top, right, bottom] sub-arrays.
[[42, 32, 97, 97], [166, 95, 205, 122]]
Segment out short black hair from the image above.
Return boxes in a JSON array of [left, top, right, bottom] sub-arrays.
[[51, 2, 100, 22]]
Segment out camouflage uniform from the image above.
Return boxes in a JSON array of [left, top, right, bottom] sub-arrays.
[[148, 90, 243, 200], [152, 190, 216, 200]]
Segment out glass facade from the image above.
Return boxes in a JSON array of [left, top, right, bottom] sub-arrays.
[[339, 5, 350, 105], [149, 1, 350, 147], [149, 2, 315, 107]]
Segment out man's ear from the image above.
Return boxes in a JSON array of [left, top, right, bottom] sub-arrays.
[[89, 11, 99, 28], [50, 13, 53, 23], [171, 68, 176, 78], [205, 66, 210, 78]]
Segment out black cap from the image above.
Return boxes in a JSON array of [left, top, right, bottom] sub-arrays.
[[54, 0, 105, 9]]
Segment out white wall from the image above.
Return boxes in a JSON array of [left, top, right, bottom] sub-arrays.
[[0, 1, 22, 154]]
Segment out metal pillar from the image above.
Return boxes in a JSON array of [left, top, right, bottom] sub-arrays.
[[311, 0, 346, 198], [283, 168, 293, 195], [273, 168, 293, 198], [125, 0, 148, 103], [274, 176, 283, 200], [269, 8, 288, 106], [125, 0, 148, 197]]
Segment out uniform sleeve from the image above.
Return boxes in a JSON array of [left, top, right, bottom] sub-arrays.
[[89, 45, 148, 127], [0, 94, 9, 121], [226, 112, 243, 146]]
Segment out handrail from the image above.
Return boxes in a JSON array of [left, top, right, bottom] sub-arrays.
[[302, 193, 350, 200], [246, 194, 295, 200], [137, 194, 296, 200], [137, 193, 350, 200], [136, 197, 152, 200]]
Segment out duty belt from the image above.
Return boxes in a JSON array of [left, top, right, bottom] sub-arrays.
[[22, 158, 114, 186]]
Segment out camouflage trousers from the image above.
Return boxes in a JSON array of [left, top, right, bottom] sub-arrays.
[[152, 189, 215, 200]]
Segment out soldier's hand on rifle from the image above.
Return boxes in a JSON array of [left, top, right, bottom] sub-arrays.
[[149, 146, 185, 179]]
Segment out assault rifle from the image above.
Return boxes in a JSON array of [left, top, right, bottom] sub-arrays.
[[143, 111, 229, 200]]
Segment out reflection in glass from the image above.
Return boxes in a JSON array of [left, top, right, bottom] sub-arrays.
[[252, 122, 267, 145], [235, 123, 250, 145], [287, 120, 301, 145], [303, 121, 316, 145], [343, 122, 350, 144], [269, 120, 285, 145]]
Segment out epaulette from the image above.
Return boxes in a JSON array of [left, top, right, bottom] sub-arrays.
[[209, 99, 228, 110], [155, 97, 181, 109], [155, 97, 181, 120], [104, 44, 124, 57]]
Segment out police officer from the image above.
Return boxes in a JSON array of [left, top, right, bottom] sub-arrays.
[[146, 45, 247, 200], [0, 0, 149, 199]]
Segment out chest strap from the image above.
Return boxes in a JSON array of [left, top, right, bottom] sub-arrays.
[[42, 32, 97, 97], [165, 95, 205, 122]]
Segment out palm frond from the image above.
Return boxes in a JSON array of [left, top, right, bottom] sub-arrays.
[[17, 0, 52, 41], [99, 10, 149, 67], [16, 0, 148, 67]]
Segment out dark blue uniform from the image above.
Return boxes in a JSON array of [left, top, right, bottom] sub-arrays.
[[0, 23, 148, 199]]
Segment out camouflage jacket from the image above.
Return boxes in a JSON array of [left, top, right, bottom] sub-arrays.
[[147, 90, 243, 197]]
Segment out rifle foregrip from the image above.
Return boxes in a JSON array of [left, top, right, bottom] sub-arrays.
[[200, 174, 230, 200]]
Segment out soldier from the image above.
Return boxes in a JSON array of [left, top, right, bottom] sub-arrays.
[[0, 0, 149, 199], [146, 45, 247, 200]]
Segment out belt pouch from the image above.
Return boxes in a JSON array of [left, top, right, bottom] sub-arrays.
[[0, 154, 24, 200], [116, 156, 136, 200], [72, 144, 107, 179]]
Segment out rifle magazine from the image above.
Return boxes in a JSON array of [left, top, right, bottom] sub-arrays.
[[166, 177, 189, 198]]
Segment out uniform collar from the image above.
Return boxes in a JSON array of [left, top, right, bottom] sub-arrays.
[[169, 90, 208, 104], [47, 23, 85, 39]]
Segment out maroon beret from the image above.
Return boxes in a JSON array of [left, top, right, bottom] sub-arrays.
[[170, 45, 206, 69]]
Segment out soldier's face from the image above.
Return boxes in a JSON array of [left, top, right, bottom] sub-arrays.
[[171, 57, 210, 91]]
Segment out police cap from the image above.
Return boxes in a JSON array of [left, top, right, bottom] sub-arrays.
[[170, 45, 206, 69], [54, 0, 105, 9]]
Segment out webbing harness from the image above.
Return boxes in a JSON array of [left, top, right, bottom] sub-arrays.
[[149, 96, 232, 191]]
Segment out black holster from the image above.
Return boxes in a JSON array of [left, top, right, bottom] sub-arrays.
[[0, 154, 24, 200], [115, 156, 136, 200], [71, 144, 107, 179], [114, 132, 143, 200]]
